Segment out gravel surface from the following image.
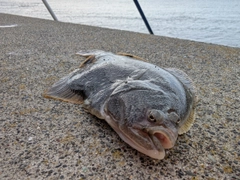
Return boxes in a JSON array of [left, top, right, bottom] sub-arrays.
[[0, 13, 239, 180]]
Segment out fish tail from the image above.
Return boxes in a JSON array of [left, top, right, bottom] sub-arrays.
[[43, 73, 84, 104]]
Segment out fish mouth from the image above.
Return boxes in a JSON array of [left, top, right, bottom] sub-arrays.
[[104, 111, 178, 160], [147, 126, 178, 152]]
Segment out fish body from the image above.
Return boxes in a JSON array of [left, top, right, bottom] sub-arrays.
[[43, 50, 197, 160]]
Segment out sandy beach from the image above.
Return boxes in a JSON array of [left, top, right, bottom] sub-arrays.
[[0, 13, 239, 179]]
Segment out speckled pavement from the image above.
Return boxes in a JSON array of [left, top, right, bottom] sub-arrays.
[[0, 13, 239, 180]]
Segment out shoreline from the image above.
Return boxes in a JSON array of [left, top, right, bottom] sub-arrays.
[[1, 13, 240, 49]]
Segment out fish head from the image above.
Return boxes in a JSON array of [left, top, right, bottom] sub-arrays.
[[105, 88, 182, 160]]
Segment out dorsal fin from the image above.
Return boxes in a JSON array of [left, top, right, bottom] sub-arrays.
[[165, 68, 198, 134], [76, 50, 108, 57], [77, 50, 147, 67], [76, 50, 107, 68], [117, 52, 147, 62], [79, 55, 96, 68], [165, 68, 197, 97]]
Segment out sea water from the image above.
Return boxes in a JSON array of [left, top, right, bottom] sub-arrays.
[[1, 0, 239, 47]]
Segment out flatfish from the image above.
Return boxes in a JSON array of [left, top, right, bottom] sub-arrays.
[[43, 50, 197, 159]]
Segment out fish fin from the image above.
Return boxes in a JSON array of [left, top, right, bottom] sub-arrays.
[[76, 50, 113, 68], [79, 55, 96, 68], [43, 74, 84, 104], [165, 68, 198, 134], [165, 68, 197, 105], [165, 68, 196, 96], [76, 50, 109, 57], [178, 107, 196, 134], [117, 52, 147, 62]]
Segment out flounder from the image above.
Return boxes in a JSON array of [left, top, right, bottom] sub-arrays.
[[43, 50, 197, 160]]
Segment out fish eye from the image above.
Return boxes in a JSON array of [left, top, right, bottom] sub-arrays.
[[176, 119, 181, 124], [148, 114, 156, 122], [167, 109, 175, 113], [167, 109, 180, 124]]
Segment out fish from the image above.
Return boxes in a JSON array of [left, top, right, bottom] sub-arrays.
[[43, 50, 197, 160]]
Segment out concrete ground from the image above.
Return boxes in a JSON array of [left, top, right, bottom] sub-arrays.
[[0, 13, 239, 180]]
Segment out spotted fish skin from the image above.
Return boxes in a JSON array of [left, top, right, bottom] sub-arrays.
[[43, 50, 197, 160]]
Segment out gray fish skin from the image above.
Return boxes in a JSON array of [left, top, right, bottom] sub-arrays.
[[43, 50, 197, 160]]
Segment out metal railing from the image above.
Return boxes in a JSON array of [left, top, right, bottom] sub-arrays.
[[42, 0, 154, 34], [133, 0, 153, 34], [42, 0, 58, 21]]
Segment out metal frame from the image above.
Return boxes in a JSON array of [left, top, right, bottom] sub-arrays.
[[42, 0, 58, 21], [42, 0, 154, 34], [133, 0, 154, 34]]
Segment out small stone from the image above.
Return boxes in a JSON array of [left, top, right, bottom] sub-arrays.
[[208, 155, 216, 162], [185, 171, 196, 176], [223, 166, 233, 173]]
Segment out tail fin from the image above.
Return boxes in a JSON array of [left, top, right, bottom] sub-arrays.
[[43, 74, 84, 104]]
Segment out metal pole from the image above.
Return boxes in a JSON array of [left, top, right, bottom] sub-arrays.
[[42, 0, 58, 21], [133, 0, 154, 35]]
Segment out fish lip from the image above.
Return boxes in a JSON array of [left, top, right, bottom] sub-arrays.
[[147, 126, 178, 150], [104, 113, 167, 160]]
